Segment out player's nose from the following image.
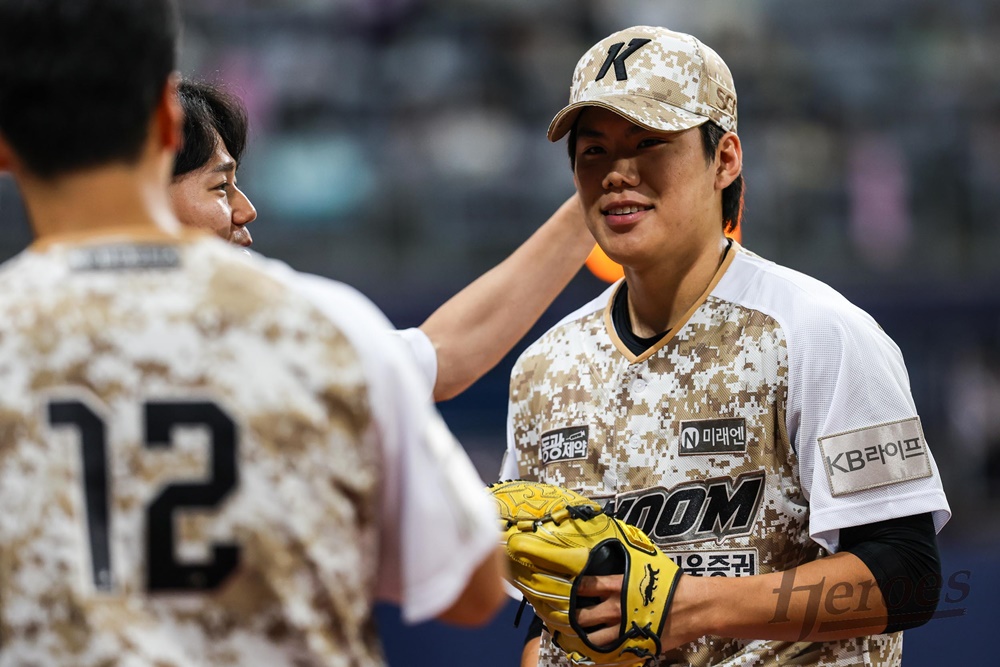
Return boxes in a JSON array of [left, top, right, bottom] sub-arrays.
[[232, 185, 257, 226], [602, 157, 640, 190]]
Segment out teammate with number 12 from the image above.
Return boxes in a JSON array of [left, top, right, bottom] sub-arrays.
[[0, 1, 511, 664]]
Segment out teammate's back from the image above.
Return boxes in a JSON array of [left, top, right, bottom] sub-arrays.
[[0, 236, 389, 663], [0, 1, 506, 664]]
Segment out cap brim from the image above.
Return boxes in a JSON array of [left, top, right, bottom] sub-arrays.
[[546, 96, 710, 142]]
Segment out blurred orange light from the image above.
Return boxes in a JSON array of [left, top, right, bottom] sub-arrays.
[[585, 244, 624, 283]]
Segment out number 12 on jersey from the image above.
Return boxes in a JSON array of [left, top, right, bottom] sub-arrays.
[[47, 397, 240, 593]]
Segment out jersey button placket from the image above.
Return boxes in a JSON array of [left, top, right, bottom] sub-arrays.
[[611, 364, 638, 491], [628, 376, 646, 449]]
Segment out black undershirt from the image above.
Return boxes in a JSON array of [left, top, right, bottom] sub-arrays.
[[611, 281, 669, 354], [611, 239, 732, 355], [839, 512, 941, 633]]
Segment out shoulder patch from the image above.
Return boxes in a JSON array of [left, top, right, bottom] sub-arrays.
[[818, 417, 931, 497]]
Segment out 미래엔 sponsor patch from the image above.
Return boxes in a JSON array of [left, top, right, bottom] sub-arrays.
[[818, 417, 931, 497]]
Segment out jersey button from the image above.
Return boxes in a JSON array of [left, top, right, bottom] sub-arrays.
[[632, 378, 647, 393], [628, 435, 641, 449]]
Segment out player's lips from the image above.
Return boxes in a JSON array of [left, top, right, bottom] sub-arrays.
[[231, 226, 253, 247], [601, 201, 653, 228]]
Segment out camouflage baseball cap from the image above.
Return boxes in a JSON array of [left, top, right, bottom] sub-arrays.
[[547, 25, 737, 142]]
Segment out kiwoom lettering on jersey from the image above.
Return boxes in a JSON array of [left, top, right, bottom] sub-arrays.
[[818, 417, 931, 497], [540, 425, 589, 464], [678, 418, 747, 455], [607, 472, 765, 545]]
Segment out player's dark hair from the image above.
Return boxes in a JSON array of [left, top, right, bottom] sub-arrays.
[[174, 80, 249, 177], [566, 118, 745, 233], [699, 121, 744, 234], [0, 0, 180, 180]]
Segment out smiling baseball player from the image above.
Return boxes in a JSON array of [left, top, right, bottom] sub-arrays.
[[502, 25, 951, 667]]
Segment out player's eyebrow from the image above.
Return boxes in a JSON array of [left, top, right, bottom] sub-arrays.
[[211, 160, 237, 174], [576, 127, 605, 138]]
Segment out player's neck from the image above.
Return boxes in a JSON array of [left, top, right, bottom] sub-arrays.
[[18, 158, 181, 243], [623, 236, 730, 337]]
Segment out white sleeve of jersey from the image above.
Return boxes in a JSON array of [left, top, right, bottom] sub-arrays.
[[387, 327, 437, 397], [500, 399, 521, 481], [785, 295, 951, 552], [269, 267, 498, 624]]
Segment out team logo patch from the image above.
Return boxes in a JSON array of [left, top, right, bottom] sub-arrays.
[[678, 418, 747, 455], [539, 425, 589, 465], [818, 417, 931, 497], [595, 38, 652, 82]]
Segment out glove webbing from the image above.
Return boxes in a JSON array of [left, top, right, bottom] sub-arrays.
[[504, 503, 604, 532]]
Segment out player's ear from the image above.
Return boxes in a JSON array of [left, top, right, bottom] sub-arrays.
[[715, 131, 742, 191], [155, 72, 184, 154]]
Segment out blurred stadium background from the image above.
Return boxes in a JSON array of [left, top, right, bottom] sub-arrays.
[[1, 0, 997, 664]]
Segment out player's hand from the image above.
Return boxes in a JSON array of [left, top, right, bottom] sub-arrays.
[[574, 573, 624, 647]]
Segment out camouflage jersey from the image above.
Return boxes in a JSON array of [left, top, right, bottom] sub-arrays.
[[0, 229, 498, 667], [502, 243, 950, 667]]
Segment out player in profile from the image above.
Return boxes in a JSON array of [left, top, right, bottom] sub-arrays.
[[0, 1, 507, 664], [167, 79, 595, 401], [169, 79, 258, 248], [503, 26, 951, 666]]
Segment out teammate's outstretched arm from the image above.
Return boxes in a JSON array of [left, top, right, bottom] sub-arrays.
[[436, 547, 509, 627], [420, 194, 593, 401]]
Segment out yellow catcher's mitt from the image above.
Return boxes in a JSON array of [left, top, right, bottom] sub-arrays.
[[489, 480, 681, 667]]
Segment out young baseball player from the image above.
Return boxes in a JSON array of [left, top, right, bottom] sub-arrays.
[[502, 26, 951, 666], [169, 80, 258, 248], [0, 1, 508, 664], [167, 79, 594, 402]]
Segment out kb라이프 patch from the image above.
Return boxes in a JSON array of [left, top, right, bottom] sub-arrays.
[[818, 417, 931, 497]]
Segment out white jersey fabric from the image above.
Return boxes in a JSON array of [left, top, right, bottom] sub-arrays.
[[389, 327, 438, 396], [0, 231, 497, 667], [503, 243, 950, 666]]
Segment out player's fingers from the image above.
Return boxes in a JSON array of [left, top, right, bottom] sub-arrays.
[[584, 624, 621, 648], [575, 573, 624, 597], [575, 595, 621, 629]]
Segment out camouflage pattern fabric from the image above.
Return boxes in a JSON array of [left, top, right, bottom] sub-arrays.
[[507, 245, 903, 666], [548, 25, 737, 142], [0, 236, 390, 666]]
